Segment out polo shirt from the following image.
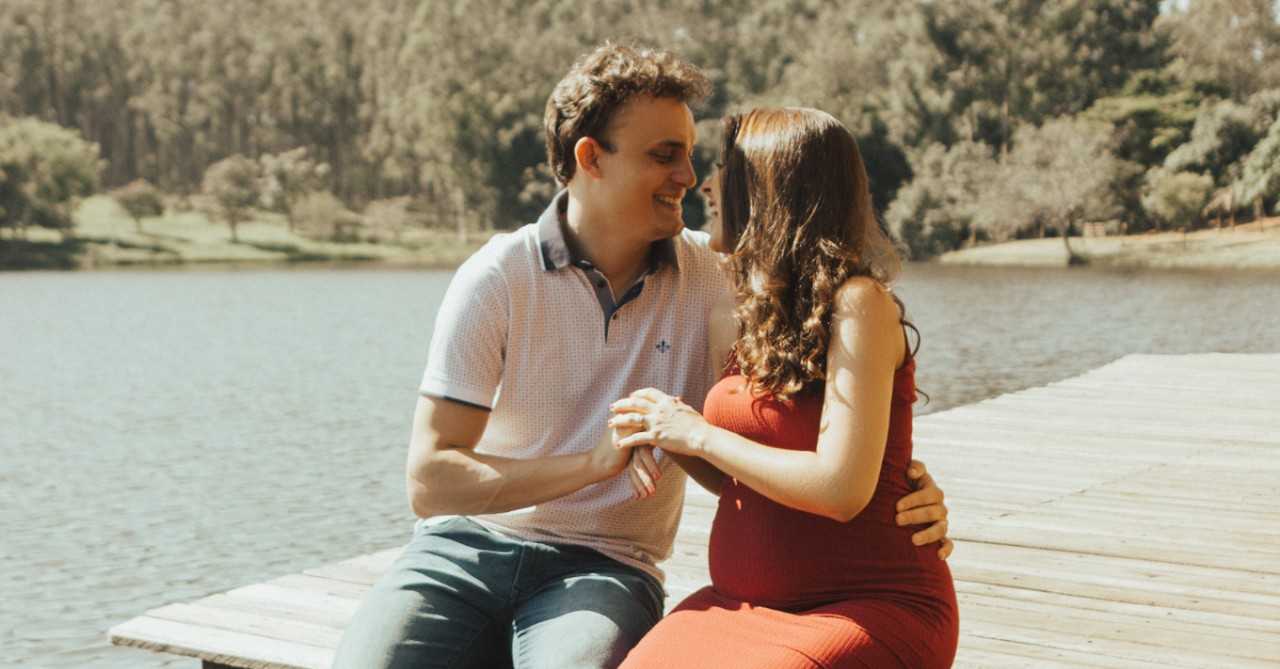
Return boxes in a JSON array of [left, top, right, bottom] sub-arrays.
[[419, 192, 728, 582]]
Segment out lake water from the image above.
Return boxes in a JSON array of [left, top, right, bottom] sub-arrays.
[[2, 263, 1278, 667]]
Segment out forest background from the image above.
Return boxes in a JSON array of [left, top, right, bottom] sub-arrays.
[[1, 0, 1279, 269]]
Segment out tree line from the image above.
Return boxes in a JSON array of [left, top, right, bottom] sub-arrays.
[[2, 0, 1278, 258]]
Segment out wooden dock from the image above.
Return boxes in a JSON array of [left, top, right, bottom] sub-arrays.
[[110, 353, 1280, 668], [919, 352, 1280, 668]]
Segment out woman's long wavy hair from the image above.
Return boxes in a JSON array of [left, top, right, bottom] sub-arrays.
[[718, 107, 911, 401]]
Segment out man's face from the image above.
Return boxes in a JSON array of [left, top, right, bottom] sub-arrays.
[[592, 95, 698, 242]]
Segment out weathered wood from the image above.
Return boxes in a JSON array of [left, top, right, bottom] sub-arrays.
[[109, 352, 1280, 668], [926, 353, 1280, 668]]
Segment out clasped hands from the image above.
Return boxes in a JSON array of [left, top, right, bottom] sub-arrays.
[[607, 388, 703, 500], [603, 387, 953, 560]]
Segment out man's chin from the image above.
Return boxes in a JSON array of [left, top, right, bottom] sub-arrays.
[[659, 220, 685, 239]]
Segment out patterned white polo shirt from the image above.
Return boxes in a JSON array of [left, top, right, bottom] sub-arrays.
[[419, 193, 729, 582]]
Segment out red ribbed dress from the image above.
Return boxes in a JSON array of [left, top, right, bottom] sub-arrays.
[[621, 357, 958, 668]]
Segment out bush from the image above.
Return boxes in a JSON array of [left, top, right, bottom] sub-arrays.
[[292, 191, 361, 242], [362, 197, 415, 243], [886, 142, 995, 259], [113, 179, 165, 232], [201, 155, 260, 242], [1146, 171, 1214, 229], [0, 116, 102, 238]]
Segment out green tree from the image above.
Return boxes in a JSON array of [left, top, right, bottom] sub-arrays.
[[1234, 115, 1280, 218], [201, 155, 259, 243], [1037, 0, 1167, 109], [1079, 70, 1203, 231], [293, 189, 359, 241], [113, 179, 165, 233], [362, 196, 414, 243], [1148, 93, 1279, 224], [1146, 171, 1215, 229], [989, 117, 1116, 260], [1162, 0, 1280, 101], [259, 148, 331, 230], [1081, 69, 1200, 169], [1162, 98, 1268, 180], [0, 0, 139, 187], [886, 140, 997, 259], [0, 116, 101, 238], [918, 0, 1166, 156]]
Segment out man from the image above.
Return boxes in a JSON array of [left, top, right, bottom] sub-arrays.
[[333, 42, 950, 669]]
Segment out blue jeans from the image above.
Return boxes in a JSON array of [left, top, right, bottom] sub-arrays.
[[331, 517, 665, 669]]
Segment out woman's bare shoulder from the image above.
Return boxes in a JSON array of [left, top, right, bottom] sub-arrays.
[[834, 276, 894, 314]]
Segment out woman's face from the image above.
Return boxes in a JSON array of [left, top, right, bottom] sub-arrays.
[[700, 167, 725, 252]]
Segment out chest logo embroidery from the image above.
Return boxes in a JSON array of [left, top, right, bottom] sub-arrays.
[[656, 340, 670, 353]]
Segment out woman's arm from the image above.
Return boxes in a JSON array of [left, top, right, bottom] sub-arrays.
[[612, 277, 903, 521]]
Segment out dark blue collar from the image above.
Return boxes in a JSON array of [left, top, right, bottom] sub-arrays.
[[537, 191, 679, 272]]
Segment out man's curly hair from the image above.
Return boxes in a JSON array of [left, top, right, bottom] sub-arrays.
[[544, 42, 711, 184]]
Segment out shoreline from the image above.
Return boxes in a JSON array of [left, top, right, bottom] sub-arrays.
[[936, 218, 1280, 272], [0, 240, 488, 272], [0, 196, 491, 271], [5, 196, 1279, 273]]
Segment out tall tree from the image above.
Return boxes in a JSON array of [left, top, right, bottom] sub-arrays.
[[1162, 0, 1280, 101], [919, 0, 1166, 155], [1146, 171, 1215, 229], [113, 179, 165, 233], [1234, 115, 1280, 218], [201, 154, 259, 243], [989, 117, 1116, 259], [886, 140, 998, 258]]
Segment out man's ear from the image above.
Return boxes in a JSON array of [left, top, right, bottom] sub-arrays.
[[574, 137, 606, 179]]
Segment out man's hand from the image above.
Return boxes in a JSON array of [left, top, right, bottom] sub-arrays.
[[896, 459, 953, 560], [589, 423, 635, 481]]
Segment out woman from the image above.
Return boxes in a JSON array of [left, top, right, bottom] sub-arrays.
[[610, 108, 959, 668]]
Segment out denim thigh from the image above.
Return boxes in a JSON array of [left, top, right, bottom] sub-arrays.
[[331, 516, 519, 669], [331, 518, 664, 669], [511, 543, 664, 669]]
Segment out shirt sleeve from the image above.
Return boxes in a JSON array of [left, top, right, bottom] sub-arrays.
[[419, 251, 509, 409]]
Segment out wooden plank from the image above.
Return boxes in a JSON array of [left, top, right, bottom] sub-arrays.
[[137, 600, 345, 651], [109, 615, 331, 669], [955, 638, 1171, 669], [200, 584, 361, 628], [920, 352, 1280, 667], [951, 543, 1280, 616], [956, 587, 1277, 667]]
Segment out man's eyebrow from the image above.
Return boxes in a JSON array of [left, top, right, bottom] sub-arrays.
[[652, 140, 695, 151]]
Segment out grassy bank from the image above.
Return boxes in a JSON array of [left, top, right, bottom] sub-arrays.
[[937, 218, 1280, 271], [0, 195, 491, 270], [9, 198, 1279, 273]]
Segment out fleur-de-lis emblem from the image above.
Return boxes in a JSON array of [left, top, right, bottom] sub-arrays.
[[656, 340, 670, 353]]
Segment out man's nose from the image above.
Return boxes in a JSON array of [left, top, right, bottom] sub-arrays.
[[673, 155, 696, 188]]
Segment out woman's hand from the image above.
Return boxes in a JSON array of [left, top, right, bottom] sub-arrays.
[[609, 388, 710, 457], [600, 412, 661, 500], [627, 445, 661, 500]]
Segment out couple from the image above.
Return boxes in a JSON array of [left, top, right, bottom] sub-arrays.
[[333, 42, 958, 669]]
